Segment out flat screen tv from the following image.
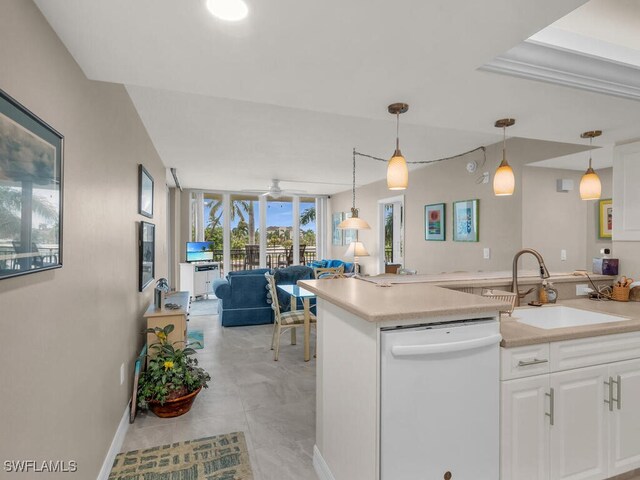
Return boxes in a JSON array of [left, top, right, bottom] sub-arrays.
[[186, 241, 214, 263]]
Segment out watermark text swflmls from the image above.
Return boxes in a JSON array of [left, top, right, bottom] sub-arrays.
[[4, 460, 78, 473]]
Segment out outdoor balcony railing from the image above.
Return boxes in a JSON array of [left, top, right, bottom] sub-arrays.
[[211, 246, 317, 274]]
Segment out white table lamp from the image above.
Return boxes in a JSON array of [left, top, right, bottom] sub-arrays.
[[345, 241, 369, 275]]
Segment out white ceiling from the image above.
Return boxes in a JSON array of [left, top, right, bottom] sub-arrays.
[[33, 0, 640, 192]]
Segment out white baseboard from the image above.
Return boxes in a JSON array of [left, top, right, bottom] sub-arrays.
[[97, 404, 130, 480], [313, 445, 336, 480]]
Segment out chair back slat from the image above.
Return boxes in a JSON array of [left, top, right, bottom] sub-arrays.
[[264, 272, 282, 322]]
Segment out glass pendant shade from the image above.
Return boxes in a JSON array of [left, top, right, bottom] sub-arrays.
[[387, 150, 408, 190], [580, 168, 601, 200], [345, 241, 370, 258], [493, 160, 515, 196]]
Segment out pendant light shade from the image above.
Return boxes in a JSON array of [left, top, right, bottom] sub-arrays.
[[493, 118, 516, 196], [387, 149, 408, 190], [579, 131, 602, 201], [339, 149, 370, 230], [338, 207, 371, 230], [579, 168, 602, 200], [387, 103, 409, 190]]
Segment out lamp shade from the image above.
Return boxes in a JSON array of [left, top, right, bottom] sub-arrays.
[[493, 162, 515, 196], [345, 241, 370, 258], [580, 168, 601, 200], [338, 216, 371, 230], [387, 150, 408, 190]]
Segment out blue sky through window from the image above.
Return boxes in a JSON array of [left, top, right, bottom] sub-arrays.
[[204, 200, 316, 230]]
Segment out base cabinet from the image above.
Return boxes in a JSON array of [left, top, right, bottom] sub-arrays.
[[501, 337, 640, 480], [501, 375, 550, 480], [608, 359, 640, 477], [179, 262, 221, 299], [549, 365, 608, 480]]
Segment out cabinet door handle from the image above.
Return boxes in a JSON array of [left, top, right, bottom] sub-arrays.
[[612, 375, 622, 410], [545, 388, 555, 426], [605, 377, 614, 411], [518, 358, 548, 367]]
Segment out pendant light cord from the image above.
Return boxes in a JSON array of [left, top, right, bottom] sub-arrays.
[[502, 126, 507, 162], [396, 113, 400, 151], [589, 137, 593, 169], [352, 148, 356, 210], [354, 145, 487, 166]]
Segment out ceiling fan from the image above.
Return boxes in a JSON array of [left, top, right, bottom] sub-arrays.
[[243, 179, 307, 199]]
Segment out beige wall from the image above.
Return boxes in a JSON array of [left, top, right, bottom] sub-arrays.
[[329, 139, 597, 275], [587, 168, 613, 263], [0, 1, 167, 477]]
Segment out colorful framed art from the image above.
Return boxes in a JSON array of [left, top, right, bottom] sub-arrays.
[[453, 199, 479, 242], [599, 199, 612, 239], [425, 203, 445, 241]]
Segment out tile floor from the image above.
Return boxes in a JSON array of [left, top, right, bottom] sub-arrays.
[[121, 302, 318, 480]]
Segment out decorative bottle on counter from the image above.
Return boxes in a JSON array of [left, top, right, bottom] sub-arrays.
[[546, 281, 558, 303]]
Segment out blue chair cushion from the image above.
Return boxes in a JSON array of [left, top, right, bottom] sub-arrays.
[[273, 265, 315, 311]]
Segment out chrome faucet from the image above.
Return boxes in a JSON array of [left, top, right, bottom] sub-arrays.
[[512, 248, 550, 306]]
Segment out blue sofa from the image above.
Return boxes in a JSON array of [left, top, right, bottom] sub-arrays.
[[213, 266, 315, 327], [309, 259, 355, 274]]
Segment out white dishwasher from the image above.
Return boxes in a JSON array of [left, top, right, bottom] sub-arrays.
[[380, 318, 501, 480]]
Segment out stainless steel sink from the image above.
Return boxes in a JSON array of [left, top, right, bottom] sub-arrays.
[[512, 305, 629, 330]]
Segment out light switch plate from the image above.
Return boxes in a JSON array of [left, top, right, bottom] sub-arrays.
[[560, 249, 567, 261], [483, 248, 491, 259], [120, 363, 125, 385]]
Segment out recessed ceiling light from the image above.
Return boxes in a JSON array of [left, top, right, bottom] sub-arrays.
[[206, 0, 248, 21]]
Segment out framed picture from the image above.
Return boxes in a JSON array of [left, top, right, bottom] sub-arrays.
[[138, 164, 154, 218], [425, 203, 446, 241], [139, 221, 155, 291], [599, 199, 612, 239], [453, 199, 479, 242], [332, 212, 344, 246], [0, 89, 64, 280], [343, 211, 357, 245]]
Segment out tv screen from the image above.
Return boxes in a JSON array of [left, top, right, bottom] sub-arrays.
[[186, 241, 214, 263]]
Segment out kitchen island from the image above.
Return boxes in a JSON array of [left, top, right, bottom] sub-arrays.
[[298, 277, 511, 480]]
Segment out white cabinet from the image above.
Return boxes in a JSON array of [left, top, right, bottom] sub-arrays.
[[501, 333, 640, 480], [179, 262, 221, 299], [549, 365, 608, 480], [608, 358, 640, 476], [613, 142, 640, 241], [501, 375, 550, 480]]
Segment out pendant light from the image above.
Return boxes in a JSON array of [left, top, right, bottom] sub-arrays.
[[387, 103, 409, 190], [338, 149, 371, 230], [579, 130, 602, 201], [493, 118, 516, 196]]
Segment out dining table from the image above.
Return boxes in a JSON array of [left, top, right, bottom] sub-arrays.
[[277, 283, 316, 361]]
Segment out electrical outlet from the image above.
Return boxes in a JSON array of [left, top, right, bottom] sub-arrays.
[[576, 284, 592, 296], [560, 249, 567, 261], [120, 363, 125, 385], [483, 248, 491, 260]]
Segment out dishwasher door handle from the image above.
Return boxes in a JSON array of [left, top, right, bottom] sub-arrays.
[[391, 334, 502, 357]]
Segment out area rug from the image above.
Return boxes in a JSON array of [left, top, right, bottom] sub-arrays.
[[109, 432, 253, 480], [188, 329, 204, 349], [190, 298, 219, 316]]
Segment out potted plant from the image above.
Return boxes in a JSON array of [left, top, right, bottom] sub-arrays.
[[137, 324, 211, 418]]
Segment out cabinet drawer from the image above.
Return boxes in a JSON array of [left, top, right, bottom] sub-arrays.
[[501, 344, 550, 380], [550, 331, 640, 372]]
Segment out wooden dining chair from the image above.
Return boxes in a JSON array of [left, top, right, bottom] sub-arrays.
[[313, 266, 345, 279], [265, 272, 316, 361]]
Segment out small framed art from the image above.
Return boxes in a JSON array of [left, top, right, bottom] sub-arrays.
[[453, 199, 479, 242], [139, 221, 155, 291], [599, 199, 612, 239], [425, 203, 445, 241], [138, 164, 154, 218]]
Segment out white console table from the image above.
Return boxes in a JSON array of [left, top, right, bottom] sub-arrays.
[[179, 262, 221, 300]]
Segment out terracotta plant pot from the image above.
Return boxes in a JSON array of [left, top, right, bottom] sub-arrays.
[[149, 387, 202, 418]]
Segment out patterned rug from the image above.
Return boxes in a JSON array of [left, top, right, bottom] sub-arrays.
[[109, 432, 253, 480]]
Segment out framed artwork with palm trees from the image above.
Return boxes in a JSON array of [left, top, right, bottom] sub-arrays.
[[0, 89, 64, 280]]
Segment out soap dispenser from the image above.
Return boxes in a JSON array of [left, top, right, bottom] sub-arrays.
[[545, 280, 558, 304]]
